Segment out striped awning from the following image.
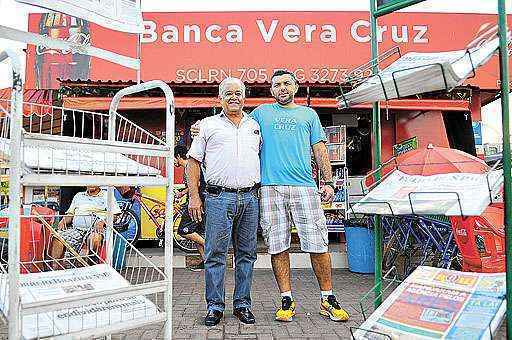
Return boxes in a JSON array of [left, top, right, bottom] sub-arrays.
[[0, 88, 53, 116]]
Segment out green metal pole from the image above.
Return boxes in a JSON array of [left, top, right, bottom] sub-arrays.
[[374, 0, 426, 17], [370, 0, 383, 308], [497, 1, 512, 338]]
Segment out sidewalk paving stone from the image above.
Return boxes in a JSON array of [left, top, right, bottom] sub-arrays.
[[0, 268, 506, 339]]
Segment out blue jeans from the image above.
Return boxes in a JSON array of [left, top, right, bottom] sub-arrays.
[[204, 188, 259, 312]]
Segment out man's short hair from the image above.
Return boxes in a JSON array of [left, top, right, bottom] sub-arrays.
[[174, 144, 188, 159], [219, 77, 246, 98], [271, 69, 298, 85]]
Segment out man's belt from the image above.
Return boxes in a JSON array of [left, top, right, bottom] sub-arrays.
[[206, 183, 260, 194]]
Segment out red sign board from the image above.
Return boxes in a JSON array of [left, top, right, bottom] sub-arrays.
[[25, 11, 511, 89]]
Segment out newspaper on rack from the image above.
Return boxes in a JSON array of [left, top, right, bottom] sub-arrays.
[[352, 170, 503, 216], [15, 0, 144, 33], [337, 33, 507, 108], [353, 266, 506, 340], [0, 137, 161, 175], [0, 264, 158, 339]]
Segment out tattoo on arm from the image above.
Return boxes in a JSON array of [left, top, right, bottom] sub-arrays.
[[312, 142, 333, 182]]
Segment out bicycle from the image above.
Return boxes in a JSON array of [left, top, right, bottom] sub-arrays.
[[115, 187, 200, 253], [370, 215, 460, 279]]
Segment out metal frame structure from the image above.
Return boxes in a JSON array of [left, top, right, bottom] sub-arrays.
[[1, 49, 175, 339], [497, 3, 512, 338], [3, 48, 24, 340], [369, 0, 511, 337]]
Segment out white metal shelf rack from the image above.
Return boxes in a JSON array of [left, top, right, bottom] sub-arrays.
[[0, 49, 174, 339]]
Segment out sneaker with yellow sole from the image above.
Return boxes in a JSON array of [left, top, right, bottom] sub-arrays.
[[275, 296, 296, 322], [319, 295, 349, 321]]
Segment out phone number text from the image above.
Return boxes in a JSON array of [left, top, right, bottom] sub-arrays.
[[175, 67, 349, 83]]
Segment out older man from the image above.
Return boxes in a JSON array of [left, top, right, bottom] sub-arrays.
[[192, 70, 349, 323], [50, 186, 122, 268], [187, 77, 261, 326]]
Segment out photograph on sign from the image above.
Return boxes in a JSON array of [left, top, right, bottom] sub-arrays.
[[0, 25, 140, 72]]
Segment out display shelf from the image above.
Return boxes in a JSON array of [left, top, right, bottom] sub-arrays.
[[316, 124, 349, 229], [325, 125, 347, 164], [0, 56, 175, 340]]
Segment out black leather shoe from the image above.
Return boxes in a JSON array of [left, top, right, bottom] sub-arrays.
[[233, 307, 256, 324], [204, 310, 223, 326]]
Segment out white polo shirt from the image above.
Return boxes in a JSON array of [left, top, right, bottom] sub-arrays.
[[187, 112, 261, 189]]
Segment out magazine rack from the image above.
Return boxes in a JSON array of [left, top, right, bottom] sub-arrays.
[[0, 49, 175, 339]]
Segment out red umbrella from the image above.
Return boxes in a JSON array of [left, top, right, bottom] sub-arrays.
[[364, 144, 490, 190], [394, 144, 489, 175]]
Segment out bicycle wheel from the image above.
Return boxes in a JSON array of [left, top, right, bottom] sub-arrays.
[[383, 228, 400, 271], [383, 228, 411, 279], [118, 209, 141, 246]]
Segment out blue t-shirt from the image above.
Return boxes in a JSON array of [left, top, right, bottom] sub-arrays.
[[251, 103, 326, 187]]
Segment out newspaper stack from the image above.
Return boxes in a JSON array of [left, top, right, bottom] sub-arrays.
[[0, 264, 159, 339], [353, 266, 506, 340], [352, 170, 503, 216], [338, 35, 504, 109]]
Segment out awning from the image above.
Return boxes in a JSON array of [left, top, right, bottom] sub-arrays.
[[0, 88, 53, 116], [62, 96, 470, 111]]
